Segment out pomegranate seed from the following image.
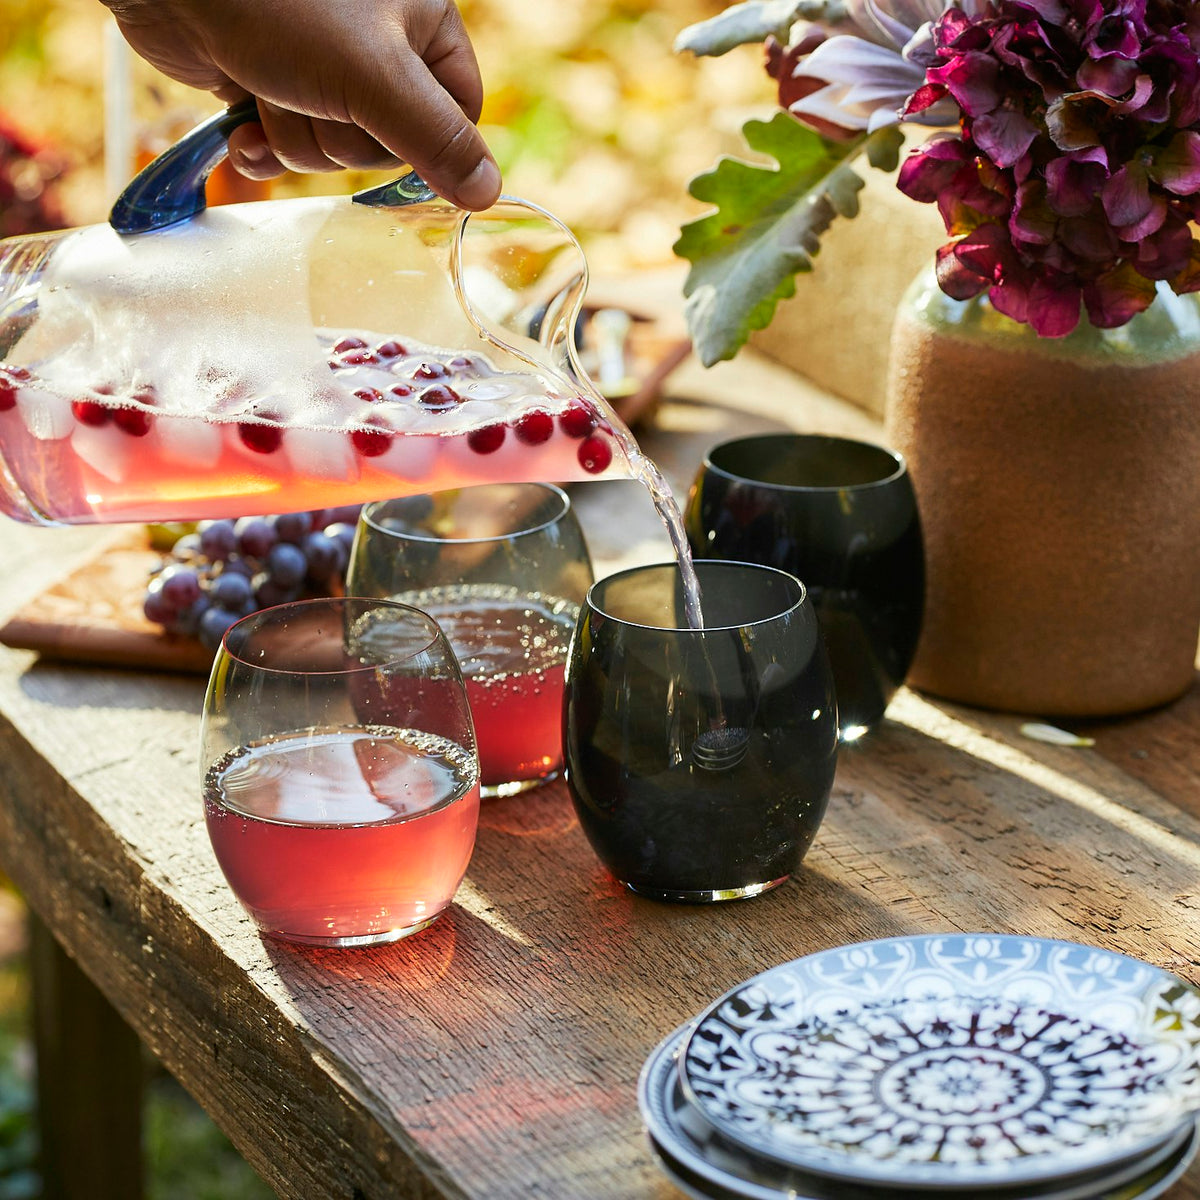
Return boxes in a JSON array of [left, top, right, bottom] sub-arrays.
[[333, 336, 368, 354], [238, 421, 283, 454], [353, 387, 384, 404], [72, 399, 112, 426], [514, 410, 554, 445], [351, 427, 394, 457], [414, 361, 450, 381], [578, 434, 612, 475], [418, 385, 462, 413], [375, 340, 407, 359], [338, 348, 377, 366], [559, 401, 596, 439], [467, 424, 506, 454], [114, 407, 153, 436], [388, 383, 415, 399], [0, 366, 30, 410]]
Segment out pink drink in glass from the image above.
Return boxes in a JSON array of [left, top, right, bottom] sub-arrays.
[[412, 586, 578, 791], [0, 334, 628, 525], [204, 725, 479, 945], [465, 664, 567, 789]]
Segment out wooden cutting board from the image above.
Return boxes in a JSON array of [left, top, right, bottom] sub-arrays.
[[0, 533, 214, 674]]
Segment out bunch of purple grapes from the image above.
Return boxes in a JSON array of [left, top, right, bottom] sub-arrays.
[[143, 505, 363, 652]]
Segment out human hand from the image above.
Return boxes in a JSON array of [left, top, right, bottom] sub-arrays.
[[103, 0, 502, 210]]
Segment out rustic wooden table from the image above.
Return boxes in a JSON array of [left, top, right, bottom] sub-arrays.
[[0, 351, 1196, 1200]]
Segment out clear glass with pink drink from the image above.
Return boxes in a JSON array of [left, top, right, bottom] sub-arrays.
[[200, 596, 480, 946], [348, 484, 593, 797]]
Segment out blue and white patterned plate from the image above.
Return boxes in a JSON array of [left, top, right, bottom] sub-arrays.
[[678, 934, 1200, 1190], [641, 1024, 1197, 1200], [649, 1134, 1200, 1200]]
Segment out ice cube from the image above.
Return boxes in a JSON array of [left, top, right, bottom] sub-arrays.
[[286, 425, 360, 482], [156, 414, 223, 468], [372, 403, 419, 433], [459, 400, 504, 426], [71, 423, 132, 482], [463, 380, 515, 403], [17, 390, 74, 441], [376, 433, 437, 482]]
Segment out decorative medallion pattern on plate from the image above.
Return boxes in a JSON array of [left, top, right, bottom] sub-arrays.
[[639, 1025, 1199, 1200], [678, 934, 1200, 1188]]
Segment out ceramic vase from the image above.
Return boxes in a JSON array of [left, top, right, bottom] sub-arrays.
[[885, 267, 1200, 717]]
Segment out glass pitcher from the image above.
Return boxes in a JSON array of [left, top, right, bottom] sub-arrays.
[[0, 101, 635, 525]]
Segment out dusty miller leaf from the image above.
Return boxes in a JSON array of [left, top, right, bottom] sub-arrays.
[[675, 0, 851, 56], [675, 0, 812, 57], [866, 126, 904, 172], [674, 112, 884, 366]]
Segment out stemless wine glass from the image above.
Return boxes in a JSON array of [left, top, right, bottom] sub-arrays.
[[200, 597, 480, 947], [685, 433, 924, 741], [564, 561, 838, 903], [348, 483, 594, 797]]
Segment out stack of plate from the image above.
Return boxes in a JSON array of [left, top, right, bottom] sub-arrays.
[[639, 934, 1200, 1200]]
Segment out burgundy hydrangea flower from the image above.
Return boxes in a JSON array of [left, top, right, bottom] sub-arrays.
[[897, 0, 1200, 335]]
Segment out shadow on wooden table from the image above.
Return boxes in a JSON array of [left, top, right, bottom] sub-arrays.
[[830, 694, 1200, 982], [928, 674, 1200, 829], [15, 659, 206, 716]]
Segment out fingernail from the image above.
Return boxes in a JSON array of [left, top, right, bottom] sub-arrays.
[[454, 158, 502, 211], [236, 141, 270, 165]]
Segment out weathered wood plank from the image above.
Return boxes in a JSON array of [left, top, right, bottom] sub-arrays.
[[1084, 677, 1200, 826]]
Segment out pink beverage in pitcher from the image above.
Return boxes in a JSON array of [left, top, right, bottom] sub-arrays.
[[204, 725, 479, 944], [0, 337, 627, 525]]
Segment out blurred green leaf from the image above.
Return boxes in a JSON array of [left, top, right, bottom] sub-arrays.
[[145, 1075, 274, 1200], [0, 1052, 35, 1199]]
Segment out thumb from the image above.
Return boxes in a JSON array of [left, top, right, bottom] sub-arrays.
[[352, 48, 501, 211]]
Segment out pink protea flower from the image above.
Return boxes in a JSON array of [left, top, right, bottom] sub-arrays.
[[897, 0, 1200, 335]]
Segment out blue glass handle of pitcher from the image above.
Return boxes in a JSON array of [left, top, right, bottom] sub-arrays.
[[109, 98, 436, 234]]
